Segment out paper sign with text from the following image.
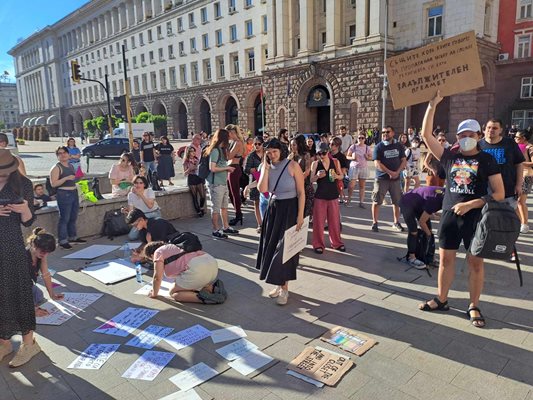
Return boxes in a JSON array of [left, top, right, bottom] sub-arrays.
[[164, 324, 211, 351], [36, 292, 103, 326], [282, 216, 310, 264], [287, 347, 353, 386], [122, 350, 175, 381], [385, 31, 483, 109], [68, 343, 120, 370], [94, 307, 158, 337], [320, 326, 377, 356]]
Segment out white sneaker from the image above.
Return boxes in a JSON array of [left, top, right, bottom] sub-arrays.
[[407, 258, 427, 270], [276, 289, 289, 305], [268, 286, 281, 298], [520, 224, 529, 234], [9, 339, 41, 368]]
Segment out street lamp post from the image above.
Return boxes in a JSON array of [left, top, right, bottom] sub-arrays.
[[381, 0, 389, 129]]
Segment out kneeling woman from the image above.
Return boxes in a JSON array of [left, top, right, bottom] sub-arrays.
[[143, 241, 218, 303]]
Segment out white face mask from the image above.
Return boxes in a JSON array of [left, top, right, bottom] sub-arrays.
[[458, 137, 477, 152]]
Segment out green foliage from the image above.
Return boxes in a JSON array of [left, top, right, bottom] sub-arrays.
[[83, 119, 97, 132], [0, 121, 5, 130], [134, 112, 166, 129], [135, 112, 152, 123]]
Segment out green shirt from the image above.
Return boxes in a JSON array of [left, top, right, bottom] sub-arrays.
[[208, 147, 228, 185]]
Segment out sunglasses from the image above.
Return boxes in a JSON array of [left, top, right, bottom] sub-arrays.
[[358, 136, 365, 139], [317, 151, 328, 156], [134, 181, 144, 184], [382, 130, 391, 134], [254, 143, 263, 146]]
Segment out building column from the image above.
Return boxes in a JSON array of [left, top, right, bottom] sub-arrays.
[[267, 0, 277, 60], [299, 0, 316, 56], [355, 0, 368, 39], [275, 0, 290, 59], [368, 0, 385, 37], [324, 0, 342, 51]]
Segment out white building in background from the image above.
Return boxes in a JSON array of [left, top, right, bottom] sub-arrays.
[[0, 82, 20, 129], [9, 0, 500, 136]]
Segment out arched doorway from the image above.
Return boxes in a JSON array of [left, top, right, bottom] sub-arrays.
[[151, 101, 168, 137], [74, 112, 83, 134], [171, 99, 188, 138], [225, 97, 238, 125], [307, 86, 330, 133], [253, 95, 264, 136], [135, 103, 148, 116], [65, 114, 74, 135], [200, 99, 212, 134]]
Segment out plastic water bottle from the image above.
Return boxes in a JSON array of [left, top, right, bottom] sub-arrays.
[[123, 242, 131, 259], [135, 262, 143, 284]]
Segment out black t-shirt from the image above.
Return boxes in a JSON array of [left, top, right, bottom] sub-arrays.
[[314, 160, 339, 200], [332, 152, 350, 171], [157, 143, 174, 155], [131, 148, 141, 163], [373, 141, 406, 180], [440, 148, 500, 211], [479, 137, 524, 198], [140, 140, 155, 162], [139, 218, 177, 243], [400, 186, 444, 216]]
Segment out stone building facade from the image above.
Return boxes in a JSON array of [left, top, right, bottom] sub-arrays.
[[0, 82, 20, 129]]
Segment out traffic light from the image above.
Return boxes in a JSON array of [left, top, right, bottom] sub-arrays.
[[113, 95, 127, 118], [71, 60, 82, 83]]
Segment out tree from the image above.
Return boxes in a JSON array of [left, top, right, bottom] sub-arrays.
[[135, 112, 152, 123], [0, 121, 5, 130], [151, 114, 167, 130], [83, 119, 97, 133]]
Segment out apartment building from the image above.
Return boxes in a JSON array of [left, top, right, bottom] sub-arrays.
[[0, 82, 20, 129]]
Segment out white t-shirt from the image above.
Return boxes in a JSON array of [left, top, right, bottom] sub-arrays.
[[127, 188, 159, 213], [340, 134, 353, 153]]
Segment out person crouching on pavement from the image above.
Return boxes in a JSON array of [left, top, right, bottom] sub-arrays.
[[143, 241, 218, 303]]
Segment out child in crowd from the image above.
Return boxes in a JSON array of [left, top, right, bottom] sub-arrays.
[[26, 228, 64, 317], [33, 183, 53, 210]]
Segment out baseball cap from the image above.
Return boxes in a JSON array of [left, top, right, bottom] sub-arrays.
[[457, 119, 481, 134], [316, 142, 330, 153]]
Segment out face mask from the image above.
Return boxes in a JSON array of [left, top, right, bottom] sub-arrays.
[[458, 137, 477, 152], [382, 140, 390, 146]]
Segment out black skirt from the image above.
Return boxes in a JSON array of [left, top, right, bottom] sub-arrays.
[[157, 154, 175, 179], [255, 197, 299, 285]]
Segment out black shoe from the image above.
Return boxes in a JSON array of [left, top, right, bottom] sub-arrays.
[[212, 230, 228, 239], [228, 215, 243, 226], [371, 223, 379, 232], [60, 243, 72, 249], [223, 227, 239, 235], [70, 238, 87, 244]]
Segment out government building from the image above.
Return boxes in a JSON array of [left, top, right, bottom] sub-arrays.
[[9, 0, 503, 137]]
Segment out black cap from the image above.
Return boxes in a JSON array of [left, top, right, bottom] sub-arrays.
[[316, 142, 330, 153]]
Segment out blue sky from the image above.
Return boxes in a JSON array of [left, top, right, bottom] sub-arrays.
[[0, 0, 88, 82]]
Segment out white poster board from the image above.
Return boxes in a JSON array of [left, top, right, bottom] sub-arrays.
[[126, 325, 174, 350], [227, 349, 274, 376], [36, 292, 103, 326], [164, 325, 211, 351], [159, 390, 202, 400], [94, 307, 158, 337], [82, 259, 147, 285], [135, 279, 174, 297], [216, 338, 258, 361], [169, 362, 219, 392], [282, 216, 310, 263], [62, 245, 121, 259], [122, 350, 175, 381], [67, 343, 120, 370], [210, 326, 247, 344]]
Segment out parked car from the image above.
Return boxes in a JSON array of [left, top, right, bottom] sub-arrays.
[[82, 138, 130, 158]]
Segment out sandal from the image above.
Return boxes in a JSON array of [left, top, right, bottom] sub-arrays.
[[419, 297, 450, 312], [466, 306, 485, 328], [334, 245, 346, 252], [314, 248, 324, 254]]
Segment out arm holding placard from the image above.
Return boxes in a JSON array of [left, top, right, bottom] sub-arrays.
[[422, 91, 445, 161]]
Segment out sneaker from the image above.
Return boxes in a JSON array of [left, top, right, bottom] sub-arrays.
[[268, 286, 281, 298], [407, 258, 427, 270], [520, 224, 529, 234], [212, 230, 228, 239], [392, 222, 405, 232], [371, 223, 379, 232], [276, 289, 289, 305], [59, 243, 72, 249], [70, 238, 87, 244], [359, 202, 366, 209], [222, 227, 239, 235], [0, 342, 13, 362], [9, 339, 41, 368]]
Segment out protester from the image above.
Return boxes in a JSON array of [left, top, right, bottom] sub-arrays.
[[288, 134, 314, 218], [26, 228, 64, 316], [140, 132, 157, 175], [225, 124, 245, 226], [306, 137, 317, 159], [49, 146, 85, 249], [338, 126, 353, 154], [256, 138, 305, 306], [205, 129, 239, 238], [108, 153, 136, 198], [399, 186, 444, 269], [347, 133, 372, 208], [156, 136, 175, 186], [423, 133, 447, 187], [371, 126, 406, 232], [403, 136, 422, 192], [329, 136, 350, 204], [131, 140, 141, 166], [33, 183, 53, 210], [0, 133, 26, 175], [183, 147, 206, 217], [514, 130, 533, 233], [190, 133, 203, 155], [122, 175, 161, 240], [66, 137, 82, 174], [143, 241, 219, 303], [418, 91, 504, 328], [310, 143, 345, 254], [244, 136, 265, 231], [0, 149, 42, 367]]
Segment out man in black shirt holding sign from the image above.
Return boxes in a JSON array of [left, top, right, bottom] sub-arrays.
[[371, 126, 406, 232]]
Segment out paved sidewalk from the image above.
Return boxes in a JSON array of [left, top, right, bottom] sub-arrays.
[[1, 199, 532, 400]]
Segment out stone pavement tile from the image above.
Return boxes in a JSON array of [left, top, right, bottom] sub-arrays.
[[223, 291, 294, 325], [260, 393, 284, 400], [350, 349, 418, 387], [451, 365, 531, 400], [349, 308, 407, 337], [305, 296, 366, 320], [265, 315, 327, 345], [200, 366, 275, 400], [390, 322, 453, 354], [438, 340, 509, 375], [482, 337, 533, 367], [398, 371, 480, 400], [429, 314, 496, 351], [499, 359, 533, 387], [106, 382, 148, 400], [0, 373, 16, 400], [395, 347, 464, 383], [349, 378, 418, 400], [488, 322, 530, 347]]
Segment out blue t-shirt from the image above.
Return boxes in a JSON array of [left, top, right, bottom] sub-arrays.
[[400, 186, 444, 215], [372, 141, 405, 180]]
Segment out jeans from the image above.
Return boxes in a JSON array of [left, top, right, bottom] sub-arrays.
[[259, 193, 269, 219], [144, 161, 156, 174], [56, 189, 79, 244]]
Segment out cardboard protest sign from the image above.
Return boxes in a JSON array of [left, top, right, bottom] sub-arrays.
[[320, 326, 377, 356], [386, 31, 484, 109], [287, 347, 353, 386]]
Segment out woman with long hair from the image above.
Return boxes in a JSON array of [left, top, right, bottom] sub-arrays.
[[256, 139, 305, 305], [183, 146, 206, 217], [289, 134, 314, 217], [244, 136, 264, 231], [225, 124, 245, 226], [122, 174, 161, 240], [66, 137, 82, 174], [108, 152, 136, 198], [515, 130, 533, 233], [403, 136, 422, 193], [0, 149, 42, 367], [347, 133, 372, 208], [205, 129, 239, 238], [156, 135, 175, 186], [423, 133, 447, 187], [418, 91, 504, 328]]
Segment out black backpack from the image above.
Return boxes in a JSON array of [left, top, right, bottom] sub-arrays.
[[414, 229, 435, 266], [102, 209, 130, 239], [164, 232, 203, 265], [198, 148, 221, 182]]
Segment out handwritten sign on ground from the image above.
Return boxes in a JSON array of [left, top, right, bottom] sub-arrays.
[[386, 31, 483, 109], [283, 216, 310, 263], [210, 326, 247, 344], [216, 338, 258, 361], [135, 279, 174, 297], [36, 292, 103, 326], [94, 307, 158, 337], [287, 347, 353, 386], [67, 343, 120, 370], [228, 348, 274, 376], [62, 245, 121, 259], [164, 324, 211, 351], [126, 325, 174, 350], [122, 350, 175, 381], [169, 362, 219, 392], [320, 326, 377, 356], [82, 259, 146, 285]]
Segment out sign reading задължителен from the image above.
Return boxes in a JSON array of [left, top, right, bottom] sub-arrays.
[[385, 31, 484, 110]]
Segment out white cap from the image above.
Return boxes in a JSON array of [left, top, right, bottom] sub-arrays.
[[457, 119, 481, 134]]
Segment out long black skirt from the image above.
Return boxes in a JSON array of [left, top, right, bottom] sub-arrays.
[[157, 154, 175, 179], [256, 197, 298, 285]]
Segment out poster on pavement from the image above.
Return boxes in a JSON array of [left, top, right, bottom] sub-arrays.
[[62, 245, 121, 259], [216, 338, 258, 361], [125, 325, 174, 350], [36, 292, 103, 326], [227, 348, 274, 376], [163, 324, 211, 351], [210, 326, 247, 343], [169, 362, 219, 391], [287, 347, 353, 386], [320, 326, 377, 356], [82, 259, 147, 285], [122, 350, 175, 381], [67, 343, 120, 370], [94, 307, 158, 337], [385, 31, 484, 109]]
